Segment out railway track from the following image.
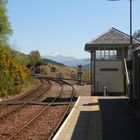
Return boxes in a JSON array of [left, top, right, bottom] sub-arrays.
[[0, 78, 42, 103], [48, 79, 75, 140], [0, 78, 51, 120], [0, 80, 42, 111], [1, 77, 76, 140]]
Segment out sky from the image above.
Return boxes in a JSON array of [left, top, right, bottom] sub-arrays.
[[7, 0, 140, 59]]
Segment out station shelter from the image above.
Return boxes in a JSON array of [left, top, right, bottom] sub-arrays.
[[85, 27, 140, 96]]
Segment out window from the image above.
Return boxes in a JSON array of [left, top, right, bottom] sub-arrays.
[[95, 48, 122, 60]]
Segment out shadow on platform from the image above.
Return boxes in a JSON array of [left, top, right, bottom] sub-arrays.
[[71, 110, 102, 140], [99, 98, 140, 140], [71, 98, 140, 140]]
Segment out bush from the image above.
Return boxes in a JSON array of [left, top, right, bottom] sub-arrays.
[[0, 46, 30, 97]]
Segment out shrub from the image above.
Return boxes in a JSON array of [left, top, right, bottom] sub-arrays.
[[0, 46, 30, 97]]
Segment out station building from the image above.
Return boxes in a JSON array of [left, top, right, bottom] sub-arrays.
[[85, 27, 140, 96]]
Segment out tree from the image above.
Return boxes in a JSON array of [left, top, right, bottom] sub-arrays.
[[133, 29, 140, 41], [0, 0, 12, 45], [10, 49, 29, 65], [28, 50, 42, 66], [0, 1, 30, 97]]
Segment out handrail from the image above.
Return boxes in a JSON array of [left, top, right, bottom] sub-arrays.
[[124, 58, 130, 85]]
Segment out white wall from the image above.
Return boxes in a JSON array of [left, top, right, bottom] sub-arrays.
[[95, 60, 124, 93]]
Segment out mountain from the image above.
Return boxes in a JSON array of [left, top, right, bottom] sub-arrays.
[[82, 63, 90, 68], [42, 58, 65, 66], [43, 53, 76, 62], [43, 54, 90, 67]]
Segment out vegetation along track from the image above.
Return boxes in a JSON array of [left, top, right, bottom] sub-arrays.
[[0, 78, 51, 120], [0, 77, 76, 140]]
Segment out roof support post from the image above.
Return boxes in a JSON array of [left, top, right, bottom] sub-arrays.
[[90, 50, 96, 95]]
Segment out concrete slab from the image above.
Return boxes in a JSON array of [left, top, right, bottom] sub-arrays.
[[99, 97, 140, 140], [53, 96, 140, 140], [53, 96, 103, 140]]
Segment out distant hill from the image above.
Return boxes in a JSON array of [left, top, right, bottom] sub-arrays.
[[42, 58, 65, 66], [11, 49, 28, 57], [43, 54, 90, 67], [13, 50, 90, 68], [82, 63, 90, 68], [40, 58, 77, 79]]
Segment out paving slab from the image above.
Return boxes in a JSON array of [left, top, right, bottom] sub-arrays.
[[53, 96, 103, 140], [99, 97, 140, 140], [53, 96, 140, 140]]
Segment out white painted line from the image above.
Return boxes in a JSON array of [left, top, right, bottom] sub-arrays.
[[53, 96, 81, 140]]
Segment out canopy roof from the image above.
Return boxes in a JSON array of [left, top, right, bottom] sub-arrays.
[[85, 27, 140, 51]]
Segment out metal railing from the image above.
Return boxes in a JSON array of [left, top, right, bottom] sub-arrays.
[[124, 58, 130, 85], [124, 58, 130, 96]]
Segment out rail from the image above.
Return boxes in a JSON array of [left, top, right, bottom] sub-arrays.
[[48, 79, 75, 140], [7, 78, 62, 140], [7, 78, 75, 140], [0, 78, 51, 120]]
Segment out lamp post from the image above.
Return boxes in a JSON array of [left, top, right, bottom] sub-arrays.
[[130, 0, 133, 46], [108, 0, 133, 101]]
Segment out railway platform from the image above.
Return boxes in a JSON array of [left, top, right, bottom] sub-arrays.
[[53, 96, 140, 140]]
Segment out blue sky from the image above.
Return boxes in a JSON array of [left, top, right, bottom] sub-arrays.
[[8, 0, 140, 58]]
